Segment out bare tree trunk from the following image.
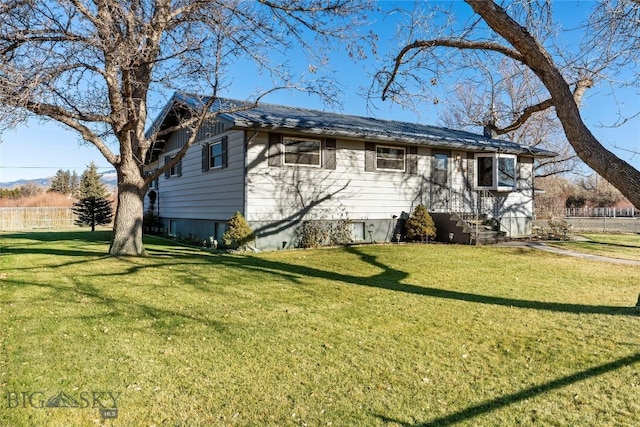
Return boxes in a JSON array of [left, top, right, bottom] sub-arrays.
[[109, 162, 147, 256], [552, 84, 640, 209], [466, 0, 640, 209]]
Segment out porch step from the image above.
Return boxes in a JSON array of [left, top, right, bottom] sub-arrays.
[[472, 230, 507, 245], [430, 212, 505, 245], [430, 212, 472, 244]]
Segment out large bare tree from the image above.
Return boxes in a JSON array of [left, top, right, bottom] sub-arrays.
[[374, 0, 640, 208], [439, 60, 580, 178], [0, 0, 371, 255]]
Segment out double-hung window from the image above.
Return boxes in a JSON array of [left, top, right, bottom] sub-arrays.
[[202, 136, 228, 172], [376, 145, 406, 172], [432, 153, 448, 185], [209, 141, 224, 169], [169, 158, 180, 177], [475, 154, 517, 191], [164, 155, 182, 179], [283, 137, 321, 166]]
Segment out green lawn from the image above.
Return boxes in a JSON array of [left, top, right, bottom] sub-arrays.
[[551, 233, 640, 262], [1, 231, 639, 426]]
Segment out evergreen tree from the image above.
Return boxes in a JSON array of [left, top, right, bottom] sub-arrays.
[[222, 212, 255, 250], [69, 171, 80, 197], [49, 169, 80, 196], [405, 204, 437, 243], [77, 162, 107, 199], [72, 197, 114, 231], [49, 169, 71, 194], [72, 162, 113, 231]]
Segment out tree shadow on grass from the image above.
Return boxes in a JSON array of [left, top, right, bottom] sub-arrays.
[[376, 351, 640, 427], [215, 246, 640, 424], [2, 275, 230, 336], [2, 232, 637, 318], [578, 238, 640, 250], [0, 230, 196, 262], [0, 230, 112, 257], [0, 230, 112, 243], [215, 245, 639, 317]]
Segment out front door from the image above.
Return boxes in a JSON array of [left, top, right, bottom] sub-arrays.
[[430, 151, 450, 211]]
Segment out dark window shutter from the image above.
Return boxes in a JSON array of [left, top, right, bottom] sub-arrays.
[[268, 133, 282, 167], [202, 145, 209, 172], [176, 159, 182, 177], [323, 138, 336, 170], [164, 155, 171, 179], [364, 142, 375, 172], [221, 136, 228, 169], [466, 152, 474, 190], [408, 146, 418, 175]]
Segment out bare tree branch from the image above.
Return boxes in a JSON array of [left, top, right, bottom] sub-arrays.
[[374, 0, 640, 208], [382, 38, 523, 101], [466, 0, 640, 208], [0, 0, 373, 255]]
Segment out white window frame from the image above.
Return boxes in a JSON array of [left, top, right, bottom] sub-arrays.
[[145, 170, 158, 189], [169, 156, 180, 177], [283, 137, 322, 167], [376, 145, 406, 172], [432, 152, 448, 185], [208, 140, 224, 169], [474, 153, 517, 191]]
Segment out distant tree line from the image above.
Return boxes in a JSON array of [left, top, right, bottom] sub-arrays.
[[0, 188, 22, 198], [536, 174, 630, 218], [0, 183, 44, 199]]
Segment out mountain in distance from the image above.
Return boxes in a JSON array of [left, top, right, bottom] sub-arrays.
[[0, 177, 51, 188], [0, 169, 118, 190]]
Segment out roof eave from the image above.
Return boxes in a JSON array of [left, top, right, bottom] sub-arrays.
[[229, 120, 558, 158]]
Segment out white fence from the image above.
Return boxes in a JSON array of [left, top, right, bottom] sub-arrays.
[[565, 207, 637, 218], [0, 207, 76, 230]]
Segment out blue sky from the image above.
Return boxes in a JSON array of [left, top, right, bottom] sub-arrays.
[[0, 1, 638, 183]]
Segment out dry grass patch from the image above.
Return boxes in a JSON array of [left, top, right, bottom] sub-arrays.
[[0, 192, 75, 207]]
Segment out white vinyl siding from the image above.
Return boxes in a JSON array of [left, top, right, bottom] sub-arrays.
[[152, 127, 536, 242], [158, 131, 245, 220], [245, 133, 430, 222]]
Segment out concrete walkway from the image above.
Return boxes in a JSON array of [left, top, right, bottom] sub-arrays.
[[499, 240, 640, 266]]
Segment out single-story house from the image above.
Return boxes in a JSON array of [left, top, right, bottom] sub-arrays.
[[145, 93, 555, 250]]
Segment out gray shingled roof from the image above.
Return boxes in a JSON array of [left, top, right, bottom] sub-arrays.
[[170, 92, 556, 157]]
